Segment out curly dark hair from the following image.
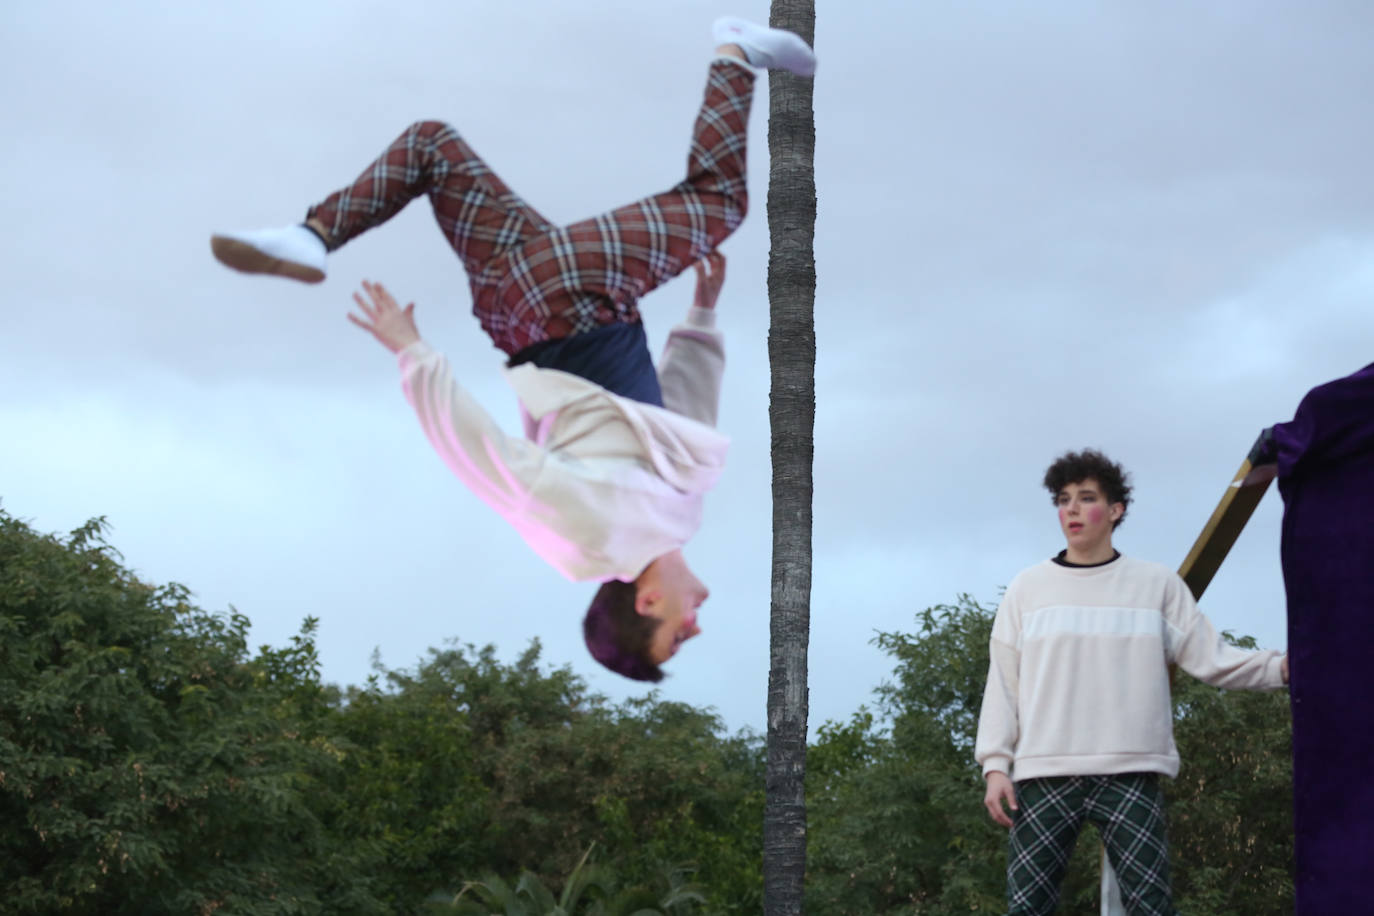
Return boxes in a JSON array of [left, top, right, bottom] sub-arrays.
[[1042, 449, 1132, 529], [582, 580, 665, 682]]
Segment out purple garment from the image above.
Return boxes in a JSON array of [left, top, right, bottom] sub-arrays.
[[1271, 361, 1374, 916]]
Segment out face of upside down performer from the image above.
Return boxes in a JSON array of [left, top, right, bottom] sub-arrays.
[[209, 17, 818, 682]]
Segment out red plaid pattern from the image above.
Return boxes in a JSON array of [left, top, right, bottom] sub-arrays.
[[308, 59, 755, 355]]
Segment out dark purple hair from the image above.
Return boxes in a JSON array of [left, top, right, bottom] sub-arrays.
[[582, 580, 665, 682]]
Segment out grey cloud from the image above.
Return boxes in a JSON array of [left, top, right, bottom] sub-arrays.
[[3, 0, 1356, 734]]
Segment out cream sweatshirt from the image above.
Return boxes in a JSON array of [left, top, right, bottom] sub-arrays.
[[975, 555, 1286, 781], [396, 307, 728, 583]]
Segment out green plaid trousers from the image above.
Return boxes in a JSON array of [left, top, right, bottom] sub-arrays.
[[1005, 773, 1178, 916]]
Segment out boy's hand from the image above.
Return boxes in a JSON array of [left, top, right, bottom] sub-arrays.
[[984, 771, 1018, 828], [348, 280, 421, 354], [692, 251, 726, 311]]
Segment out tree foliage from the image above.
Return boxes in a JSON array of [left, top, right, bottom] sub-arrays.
[[426, 846, 716, 916], [0, 508, 761, 914], [1, 508, 1294, 913], [0, 511, 377, 914], [332, 643, 764, 913], [1168, 633, 1294, 915], [806, 595, 1294, 914], [806, 596, 1054, 914]]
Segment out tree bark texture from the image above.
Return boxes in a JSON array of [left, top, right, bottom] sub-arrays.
[[763, 2, 816, 915]]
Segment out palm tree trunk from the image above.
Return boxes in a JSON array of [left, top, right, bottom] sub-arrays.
[[763, 2, 816, 914]]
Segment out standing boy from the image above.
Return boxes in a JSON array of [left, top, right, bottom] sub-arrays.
[[975, 449, 1289, 915]]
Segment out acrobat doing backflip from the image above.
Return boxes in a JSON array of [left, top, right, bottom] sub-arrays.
[[210, 18, 817, 682]]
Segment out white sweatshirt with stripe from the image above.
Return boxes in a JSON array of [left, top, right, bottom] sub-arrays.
[[975, 555, 1286, 781]]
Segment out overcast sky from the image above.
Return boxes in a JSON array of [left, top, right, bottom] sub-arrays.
[[4, 0, 1371, 738]]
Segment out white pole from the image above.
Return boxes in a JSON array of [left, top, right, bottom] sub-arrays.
[[1101, 848, 1126, 915]]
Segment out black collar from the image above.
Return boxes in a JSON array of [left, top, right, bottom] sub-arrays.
[[1052, 549, 1121, 568]]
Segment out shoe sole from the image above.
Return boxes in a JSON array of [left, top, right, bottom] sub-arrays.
[[211, 235, 325, 284]]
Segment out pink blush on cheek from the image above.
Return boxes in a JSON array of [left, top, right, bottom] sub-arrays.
[[1088, 506, 1105, 524]]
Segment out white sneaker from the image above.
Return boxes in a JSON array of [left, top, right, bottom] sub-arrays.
[[712, 17, 817, 77], [210, 224, 327, 284]]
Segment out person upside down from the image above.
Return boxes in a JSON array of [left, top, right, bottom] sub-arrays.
[[210, 17, 818, 681]]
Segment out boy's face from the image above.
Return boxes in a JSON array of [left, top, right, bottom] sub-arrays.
[[636, 557, 708, 665], [1055, 478, 1123, 553], [646, 596, 704, 665]]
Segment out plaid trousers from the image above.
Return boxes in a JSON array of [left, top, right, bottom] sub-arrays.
[[307, 59, 755, 356], [1006, 773, 1178, 916]]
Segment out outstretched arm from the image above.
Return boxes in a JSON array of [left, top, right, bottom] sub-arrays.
[[347, 281, 547, 514], [1167, 576, 1287, 690], [348, 280, 421, 353], [659, 254, 727, 425]]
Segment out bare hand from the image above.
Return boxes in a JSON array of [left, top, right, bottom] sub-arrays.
[[692, 251, 726, 311], [348, 280, 421, 354], [984, 771, 1018, 828], [1281, 654, 1289, 684]]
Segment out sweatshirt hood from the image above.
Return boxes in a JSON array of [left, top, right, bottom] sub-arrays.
[[503, 364, 729, 494]]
